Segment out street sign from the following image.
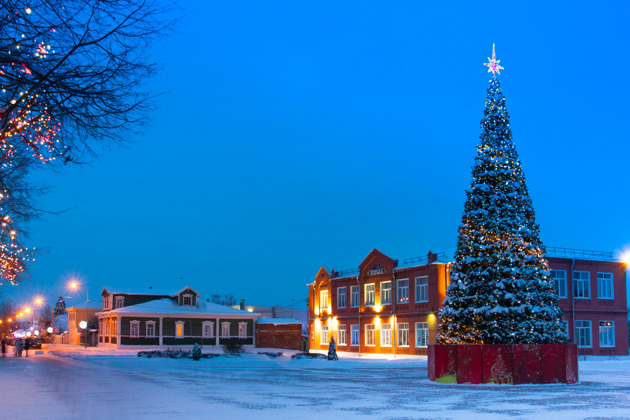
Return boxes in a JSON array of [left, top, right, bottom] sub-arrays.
[[53, 327, 58, 333]]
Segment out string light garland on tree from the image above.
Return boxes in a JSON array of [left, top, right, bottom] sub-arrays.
[[436, 45, 568, 345]]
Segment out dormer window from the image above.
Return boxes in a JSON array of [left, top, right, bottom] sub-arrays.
[[115, 296, 124, 309], [182, 294, 192, 306]]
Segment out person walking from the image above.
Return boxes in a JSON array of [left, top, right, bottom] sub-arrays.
[[1, 338, 6, 357], [15, 338, 23, 357], [24, 337, 30, 357]]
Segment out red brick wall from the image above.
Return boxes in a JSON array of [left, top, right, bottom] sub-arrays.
[[256, 323, 302, 350]]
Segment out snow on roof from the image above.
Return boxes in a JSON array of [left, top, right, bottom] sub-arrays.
[[106, 298, 260, 316], [256, 318, 301, 325], [101, 287, 177, 296]]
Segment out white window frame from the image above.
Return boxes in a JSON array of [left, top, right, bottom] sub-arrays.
[[238, 322, 248, 338], [398, 322, 409, 347], [381, 323, 392, 347], [221, 321, 230, 338], [182, 294, 193, 306], [351, 325, 359, 346], [380, 281, 391, 305], [573, 271, 590, 298], [108, 296, 113, 311], [415, 276, 429, 303], [146, 321, 156, 338], [202, 321, 215, 338], [175, 321, 185, 338], [350, 286, 360, 308], [598, 321, 614, 347], [337, 287, 346, 309], [397, 279, 409, 304], [115, 296, 125, 309], [551, 269, 567, 298], [320, 289, 329, 312], [415, 322, 429, 348], [321, 325, 329, 345], [597, 272, 614, 299], [365, 324, 375, 346], [102, 297, 108, 310], [338, 324, 346, 345], [575, 320, 592, 348], [130, 320, 140, 338], [365, 283, 375, 307]]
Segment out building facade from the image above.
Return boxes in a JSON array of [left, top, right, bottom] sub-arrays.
[[308, 248, 628, 357]]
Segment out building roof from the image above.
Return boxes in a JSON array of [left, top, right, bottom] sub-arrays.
[[256, 318, 301, 325], [101, 287, 176, 296], [100, 298, 260, 317]]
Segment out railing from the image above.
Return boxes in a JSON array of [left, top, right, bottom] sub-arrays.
[[545, 247, 614, 261], [334, 268, 360, 278], [402, 252, 449, 266]]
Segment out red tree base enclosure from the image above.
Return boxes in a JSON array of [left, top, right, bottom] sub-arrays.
[[428, 344, 578, 384]]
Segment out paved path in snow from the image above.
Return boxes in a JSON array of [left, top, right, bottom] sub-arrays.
[[1, 352, 629, 419]]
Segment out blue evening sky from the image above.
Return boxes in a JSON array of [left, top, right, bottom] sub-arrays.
[[3, 1, 629, 311]]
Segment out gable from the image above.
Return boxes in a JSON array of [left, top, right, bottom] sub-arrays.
[[359, 248, 397, 276]]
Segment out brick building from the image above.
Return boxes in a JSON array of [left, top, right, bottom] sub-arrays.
[[308, 248, 628, 357]]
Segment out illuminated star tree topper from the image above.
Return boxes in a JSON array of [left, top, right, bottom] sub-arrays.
[[484, 43, 504, 75]]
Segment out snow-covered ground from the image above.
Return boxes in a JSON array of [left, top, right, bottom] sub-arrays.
[[1, 345, 629, 419]]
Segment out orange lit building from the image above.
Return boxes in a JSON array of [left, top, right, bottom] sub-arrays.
[[307, 248, 628, 357]]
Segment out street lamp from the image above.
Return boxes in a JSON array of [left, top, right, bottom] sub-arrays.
[[71, 282, 89, 348]]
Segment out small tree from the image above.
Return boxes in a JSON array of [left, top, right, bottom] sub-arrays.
[[327, 337, 338, 361], [53, 296, 67, 316], [192, 343, 201, 361]]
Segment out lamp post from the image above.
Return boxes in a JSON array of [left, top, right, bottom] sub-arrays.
[[71, 282, 89, 348]]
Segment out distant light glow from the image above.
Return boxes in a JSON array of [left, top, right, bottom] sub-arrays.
[[79, 320, 87, 329], [47, 327, 53, 333]]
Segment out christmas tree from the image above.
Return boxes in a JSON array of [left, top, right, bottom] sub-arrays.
[[327, 337, 338, 360], [53, 296, 67, 317], [437, 45, 568, 345]]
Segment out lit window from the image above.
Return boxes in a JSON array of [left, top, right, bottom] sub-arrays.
[[130, 321, 140, 338], [351, 325, 359, 346], [380, 281, 391, 305], [415, 277, 428, 302], [398, 323, 409, 347], [350, 286, 360, 308], [573, 271, 590, 298], [321, 325, 329, 345], [599, 321, 614, 347], [320, 290, 329, 312], [338, 325, 346, 345], [146, 321, 155, 337], [175, 321, 185, 338], [115, 296, 124, 309], [381, 323, 392, 347], [183, 295, 192, 305], [365, 324, 375, 346], [221, 322, 230, 338], [575, 320, 592, 348], [238, 322, 247, 338], [551, 270, 567, 298], [415, 322, 429, 347], [397, 279, 409, 304], [337, 287, 346, 309], [597, 273, 614, 299], [365, 284, 375, 307], [202, 321, 214, 338]]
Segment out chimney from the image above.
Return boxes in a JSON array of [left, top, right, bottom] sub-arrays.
[[240, 299, 245, 310], [428, 251, 438, 264]]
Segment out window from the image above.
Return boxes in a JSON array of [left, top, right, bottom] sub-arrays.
[[221, 322, 230, 338], [381, 323, 392, 347], [351, 286, 360, 308], [146, 321, 155, 337], [115, 296, 124, 309], [398, 323, 409, 347], [575, 320, 592, 348], [415, 276, 429, 302], [175, 321, 185, 338], [597, 273, 614, 299], [183, 294, 192, 306], [337, 287, 346, 309], [202, 321, 214, 338], [238, 322, 247, 338], [102, 297, 108, 310], [69, 312, 75, 322], [320, 290, 329, 312], [380, 281, 391, 305], [108, 296, 113, 311], [573, 271, 590, 298], [130, 321, 140, 338], [365, 283, 375, 307], [416, 322, 429, 348], [551, 270, 567, 298], [338, 325, 347, 345], [321, 325, 329, 345], [599, 321, 614, 347], [365, 324, 375, 346], [351, 325, 359, 346], [397, 279, 409, 303]]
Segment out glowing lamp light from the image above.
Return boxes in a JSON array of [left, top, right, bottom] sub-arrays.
[[374, 304, 382, 313], [34, 330, 39, 336], [374, 316, 381, 326], [35, 298, 42, 304], [25, 308, 31, 313], [47, 327, 53, 333], [26, 331, 32, 337], [8, 318, 12, 322], [79, 321, 87, 330]]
